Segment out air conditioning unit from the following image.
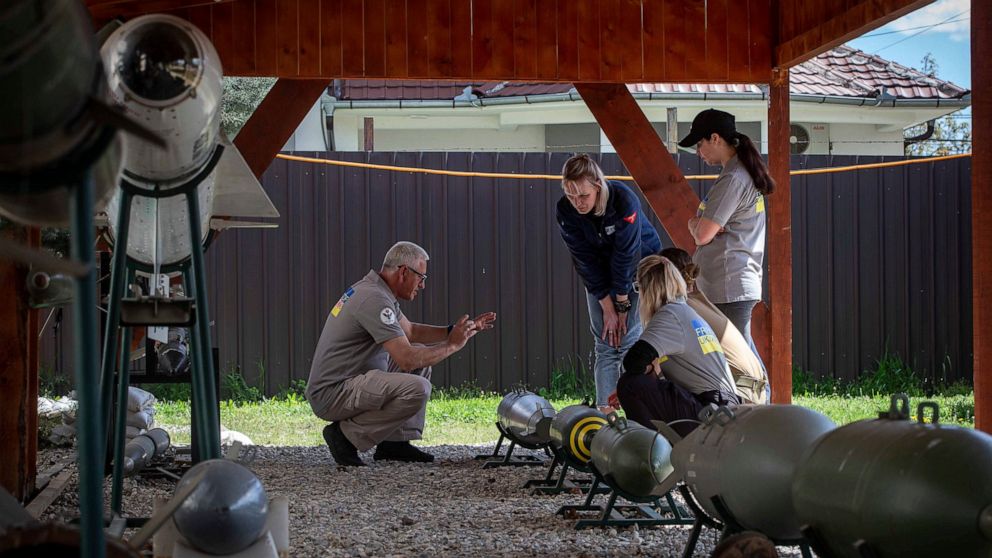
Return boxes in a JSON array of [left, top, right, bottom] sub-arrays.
[[791, 123, 830, 155]]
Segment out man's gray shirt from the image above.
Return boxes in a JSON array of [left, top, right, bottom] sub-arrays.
[[693, 155, 766, 303], [306, 270, 406, 413], [638, 301, 737, 396]]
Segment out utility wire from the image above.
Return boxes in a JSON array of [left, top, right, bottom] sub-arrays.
[[874, 10, 970, 54], [860, 16, 969, 38]]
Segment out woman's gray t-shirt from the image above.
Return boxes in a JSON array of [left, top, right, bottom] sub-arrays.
[[693, 155, 766, 303], [638, 301, 737, 396]]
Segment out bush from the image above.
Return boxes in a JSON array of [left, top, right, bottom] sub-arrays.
[[537, 353, 596, 401], [794, 350, 971, 398], [221, 370, 264, 404]]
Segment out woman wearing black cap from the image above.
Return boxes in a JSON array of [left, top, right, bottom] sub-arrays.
[[678, 109, 774, 382]]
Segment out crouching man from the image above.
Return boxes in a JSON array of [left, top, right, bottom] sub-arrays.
[[306, 241, 496, 466]]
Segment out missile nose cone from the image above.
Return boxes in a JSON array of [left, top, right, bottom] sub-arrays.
[[116, 20, 202, 102]]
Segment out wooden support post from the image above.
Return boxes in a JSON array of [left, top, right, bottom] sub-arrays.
[[767, 68, 793, 404], [575, 83, 699, 250], [666, 108, 678, 155], [234, 79, 329, 179], [973, 0, 991, 433], [0, 226, 40, 501], [364, 117, 374, 152]]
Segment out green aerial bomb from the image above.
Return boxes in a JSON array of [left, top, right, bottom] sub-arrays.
[[590, 414, 674, 498], [792, 394, 992, 558]]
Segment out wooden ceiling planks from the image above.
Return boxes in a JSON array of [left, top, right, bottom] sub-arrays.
[[94, 0, 778, 82], [90, 0, 938, 79], [774, 0, 933, 67]]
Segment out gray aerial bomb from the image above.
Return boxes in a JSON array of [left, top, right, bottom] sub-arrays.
[[0, 0, 123, 226], [496, 390, 556, 446], [172, 459, 269, 555], [792, 394, 992, 558], [590, 414, 674, 498], [549, 405, 608, 465], [122, 428, 171, 475], [666, 404, 835, 541]]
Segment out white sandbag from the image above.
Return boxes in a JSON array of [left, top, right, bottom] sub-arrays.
[[220, 426, 254, 446], [127, 386, 157, 412], [127, 410, 155, 429]]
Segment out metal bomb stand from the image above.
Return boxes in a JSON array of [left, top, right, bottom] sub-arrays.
[[100, 145, 225, 521], [553, 410, 693, 530]]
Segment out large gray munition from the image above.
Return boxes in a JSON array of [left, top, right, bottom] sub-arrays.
[[0, 0, 123, 226], [661, 404, 836, 541], [792, 394, 992, 558]]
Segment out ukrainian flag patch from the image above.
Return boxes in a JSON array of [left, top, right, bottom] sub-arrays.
[[692, 319, 722, 355], [756, 195, 765, 213], [330, 287, 354, 317]]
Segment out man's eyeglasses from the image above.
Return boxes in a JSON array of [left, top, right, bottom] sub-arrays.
[[402, 265, 427, 284], [632, 280, 640, 294]]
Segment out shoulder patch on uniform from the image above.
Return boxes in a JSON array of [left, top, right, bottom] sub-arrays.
[[755, 195, 765, 213], [330, 287, 355, 317], [623, 211, 637, 224], [380, 307, 397, 325]]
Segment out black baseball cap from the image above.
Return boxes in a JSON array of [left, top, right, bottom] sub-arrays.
[[678, 109, 737, 148]]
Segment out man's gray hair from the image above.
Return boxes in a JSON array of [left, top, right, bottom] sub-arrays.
[[382, 241, 430, 269]]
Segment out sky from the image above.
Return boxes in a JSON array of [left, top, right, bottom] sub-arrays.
[[847, 0, 972, 120]]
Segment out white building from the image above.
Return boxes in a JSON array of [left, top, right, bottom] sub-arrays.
[[285, 45, 970, 156]]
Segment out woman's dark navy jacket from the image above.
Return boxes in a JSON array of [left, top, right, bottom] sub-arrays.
[[556, 180, 662, 300]]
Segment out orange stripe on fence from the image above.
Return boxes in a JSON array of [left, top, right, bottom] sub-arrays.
[[276, 152, 971, 182]]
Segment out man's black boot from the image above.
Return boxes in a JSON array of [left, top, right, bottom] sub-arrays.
[[373, 441, 435, 463], [323, 423, 365, 466]]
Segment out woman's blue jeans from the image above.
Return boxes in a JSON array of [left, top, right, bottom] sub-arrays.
[[586, 290, 642, 407]]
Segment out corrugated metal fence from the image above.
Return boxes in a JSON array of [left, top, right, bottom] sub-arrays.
[[39, 152, 973, 393]]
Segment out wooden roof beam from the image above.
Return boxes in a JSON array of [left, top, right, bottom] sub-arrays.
[[234, 79, 329, 179], [575, 83, 699, 251], [775, 0, 933, 68]]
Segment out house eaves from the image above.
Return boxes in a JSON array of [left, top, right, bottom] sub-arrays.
[[328, 91, 971, 111]]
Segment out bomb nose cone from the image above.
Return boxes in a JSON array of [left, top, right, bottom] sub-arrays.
[[981, 505, 992, 541], [116, 20, 202, 102]]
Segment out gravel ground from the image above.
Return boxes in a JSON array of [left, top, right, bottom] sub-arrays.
[[36, 444, 810, 557]]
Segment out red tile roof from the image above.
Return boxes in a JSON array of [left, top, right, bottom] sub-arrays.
[[336, 45, 968, 102]]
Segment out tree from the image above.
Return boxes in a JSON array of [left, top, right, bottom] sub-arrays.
[[221, 77, 277, 139], [904, 53, 971, 157]]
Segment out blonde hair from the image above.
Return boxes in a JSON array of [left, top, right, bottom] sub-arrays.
[[561, 154, 609, 217], [636, 255, 688, 323]]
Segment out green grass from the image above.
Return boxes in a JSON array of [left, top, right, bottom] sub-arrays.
[[152, 389, 975, 447], [130, 351, 983, 446]]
